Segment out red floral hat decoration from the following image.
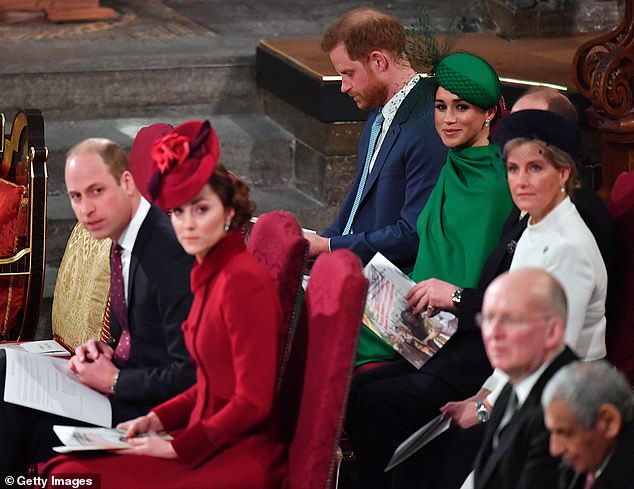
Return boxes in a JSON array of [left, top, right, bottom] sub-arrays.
[[130, 123, 174, 202], [149, 120, 220, 211]]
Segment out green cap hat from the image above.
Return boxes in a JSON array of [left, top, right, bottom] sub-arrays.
[[434, 53, 501, 109]]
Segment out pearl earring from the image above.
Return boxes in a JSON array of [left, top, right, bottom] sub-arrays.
[[560, 185, 565, 193], [224, 221, 230, 231], [483, 119, 490, 128]]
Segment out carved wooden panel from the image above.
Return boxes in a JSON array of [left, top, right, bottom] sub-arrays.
[[574, 0, 634, 118]]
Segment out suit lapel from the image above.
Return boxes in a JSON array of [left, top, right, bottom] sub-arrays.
[[359, 80, 424, 203], [127, 205, 155, 308], [475, 383, 513, 487]]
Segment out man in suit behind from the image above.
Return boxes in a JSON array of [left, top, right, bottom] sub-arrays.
[[0, 138, 195, 476], [472, 268, 577, 489], [304, 7, 446, 273], [542, 361, 634, 489]]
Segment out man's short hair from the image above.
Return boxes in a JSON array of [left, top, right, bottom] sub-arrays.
[[321, 8, 406, 62], [67, 138, 129, 182], [542, 360, 634, 427], [520, 87, 578, 123]]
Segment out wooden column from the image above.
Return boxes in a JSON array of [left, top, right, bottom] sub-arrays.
[[574, 0, 634, 199]]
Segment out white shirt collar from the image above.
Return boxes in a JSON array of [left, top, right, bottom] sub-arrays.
[[368, 74, 421, 174], [512, 348, 564, 407], [117, 197, 151, 253], [115, 197, 151, 303], [381, 73, 421, 123]]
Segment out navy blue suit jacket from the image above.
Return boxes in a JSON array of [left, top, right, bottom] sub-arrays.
[[109, 204, 196, 421], [323, 80, 446, 272]]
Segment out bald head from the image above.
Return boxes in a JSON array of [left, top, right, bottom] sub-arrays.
[[511, 87, 578, 123], [481, 268, 567, 383]]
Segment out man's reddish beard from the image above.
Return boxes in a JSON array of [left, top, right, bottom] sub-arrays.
[[352, 69, 389, 110]]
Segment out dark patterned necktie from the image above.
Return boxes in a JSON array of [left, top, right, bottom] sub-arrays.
[[110, 243, 131, 362], [493, 388, 518, 449]]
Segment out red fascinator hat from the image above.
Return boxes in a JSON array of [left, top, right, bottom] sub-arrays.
[[130, 123, 174, 202], [149, 120, 220, 212]]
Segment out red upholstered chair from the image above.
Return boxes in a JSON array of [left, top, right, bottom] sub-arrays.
[[606, 171, 634, 385], [246, 210, 308, 391], [0, 110, 47, 341], [280, 249, 368, 489]]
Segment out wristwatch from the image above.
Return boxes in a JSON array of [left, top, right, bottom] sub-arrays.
[[476, 400, 491, 423], [451, 287, 463, 307]]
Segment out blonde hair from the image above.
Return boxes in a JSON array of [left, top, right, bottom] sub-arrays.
[[504, 137, 580, 194]]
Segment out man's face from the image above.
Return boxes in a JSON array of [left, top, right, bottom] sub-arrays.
[[544, 398, 614, 474], [330, 43, 388, 110], [480, 274, 556, 383], [65, 151, 133, 241]]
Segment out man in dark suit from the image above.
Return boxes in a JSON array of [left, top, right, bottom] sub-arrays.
[[0, 138, 195, 476], [471, 268, 577, 489], [304, 7, 446, 273], [542, 361, 634, 489]]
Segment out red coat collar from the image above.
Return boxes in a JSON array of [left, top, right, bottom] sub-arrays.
[[190, 231, 245, 291]]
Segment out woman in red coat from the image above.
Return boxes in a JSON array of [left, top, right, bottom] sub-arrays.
[[42, 120, 286, 488]]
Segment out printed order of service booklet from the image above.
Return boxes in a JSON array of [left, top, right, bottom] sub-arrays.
[[52, 426, 173, 453], [363, 253, 458, 369]]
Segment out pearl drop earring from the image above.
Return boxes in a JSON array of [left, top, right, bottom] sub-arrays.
[[224, 221, 230, 231]]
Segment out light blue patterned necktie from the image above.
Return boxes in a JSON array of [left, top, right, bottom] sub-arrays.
[[343, 111, 384, 235]]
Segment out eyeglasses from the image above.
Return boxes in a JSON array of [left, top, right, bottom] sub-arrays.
[[475, 313, 552, 330]]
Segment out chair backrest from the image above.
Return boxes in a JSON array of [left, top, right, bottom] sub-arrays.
[[246, 210, 308, 391], [0, 110, 47, 340], [606, 171, 634, 384], [51, 223, 111, 350], [282, 249, 367, 489]]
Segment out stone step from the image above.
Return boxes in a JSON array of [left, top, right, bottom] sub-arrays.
[[1, 37, 261, 117]]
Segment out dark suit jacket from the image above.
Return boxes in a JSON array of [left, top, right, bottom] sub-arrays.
[[473, 347, 578, 489], [109, 204, 196, 421], [323, 80, 447, 272], [558, 421, 634, 489]]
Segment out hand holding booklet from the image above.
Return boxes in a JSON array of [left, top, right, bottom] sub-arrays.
[[52, 425, 173, 453], [3, 348, 112, 427], [362, 253, 458, 369]]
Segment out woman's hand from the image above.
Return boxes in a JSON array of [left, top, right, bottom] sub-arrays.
[[115, 436, 177, 459], [406, 278, 458, 314], [117, 411, 164, 439]]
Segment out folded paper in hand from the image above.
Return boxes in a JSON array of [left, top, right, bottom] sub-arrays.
[[3, 348, 111, 427], [363, 253, 458, 369], [52, 425, 173, 453], [385, 412, 452, 472]]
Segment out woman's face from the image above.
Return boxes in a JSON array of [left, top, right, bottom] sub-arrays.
[[170, 184, 235, 262], [506, 141, 571, 224], [434, 86, 495, 149]]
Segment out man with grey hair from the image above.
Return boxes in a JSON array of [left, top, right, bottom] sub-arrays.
[[542, 361, 634, 489]]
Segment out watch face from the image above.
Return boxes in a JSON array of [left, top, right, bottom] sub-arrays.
[[452, 288, 462, 304], [476, 402, 490, 423]]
